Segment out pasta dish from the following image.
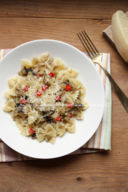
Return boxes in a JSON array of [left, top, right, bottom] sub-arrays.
[[3, 53, 88, 143]]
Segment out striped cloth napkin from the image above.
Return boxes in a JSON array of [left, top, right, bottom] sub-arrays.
[[0, 50, 111, 162]]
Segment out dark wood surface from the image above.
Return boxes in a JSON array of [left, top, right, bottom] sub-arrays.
[[0, 1, 128, 192]]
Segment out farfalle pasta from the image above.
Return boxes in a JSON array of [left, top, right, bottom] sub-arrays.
[[3, 53, 88, 143]]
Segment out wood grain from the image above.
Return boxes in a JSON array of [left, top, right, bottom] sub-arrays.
[[0, 1, 128, 192], [0, 0, 127, 19]]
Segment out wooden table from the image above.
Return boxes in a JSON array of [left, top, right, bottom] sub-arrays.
[[0, 1, 128, 191]]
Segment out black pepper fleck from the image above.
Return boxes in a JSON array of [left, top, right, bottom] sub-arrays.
[[25, 96, 28, 100], [16, 103, 21, 107], [32, 133, 36, 138]]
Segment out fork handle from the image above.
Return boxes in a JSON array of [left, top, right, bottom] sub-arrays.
[[95, 61, 128, 112]]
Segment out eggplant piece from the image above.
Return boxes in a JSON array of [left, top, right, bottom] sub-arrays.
[[45, 116, 54, 123], [16, 103, 24, 113], [63, 80, 70, 84], [24, 67, 33, 75], [71, 103, 83, 111], [42, 110, 54, 117]]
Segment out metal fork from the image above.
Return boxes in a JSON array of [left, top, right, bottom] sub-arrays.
[[77, 30, 128, 112]]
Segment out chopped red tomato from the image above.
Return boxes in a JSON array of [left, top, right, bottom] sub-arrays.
[[42, 85, 48, 92], [29, 128, 35, 134], [56, 116, 61, 122], [56, 96, 61, 101], [65, 84, 72, 91], [36, 72, 43, 77], [24, 85, 29, 92], [36, 91, 42, 96], [67, 102, 73, 108], [69, 113, 73, 118], [20, 99, 26, 105], [48, 72, 55, 78]]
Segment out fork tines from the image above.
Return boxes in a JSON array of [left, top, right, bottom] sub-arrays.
[[77, 30, 99, 58]]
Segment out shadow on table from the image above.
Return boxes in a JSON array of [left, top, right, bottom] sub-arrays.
[[14, 151, 109, 169]]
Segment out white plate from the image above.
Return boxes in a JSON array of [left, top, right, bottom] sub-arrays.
[[0, 39, 104, 159]]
